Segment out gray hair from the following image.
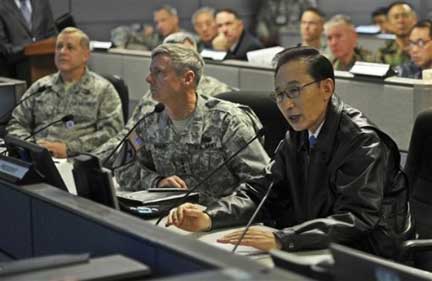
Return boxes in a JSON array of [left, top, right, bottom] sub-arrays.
[[192, 6, 216, 25], [163, 32, 198, 50], [151, 43, 204, 86], [156, 5, 178, 16], [324, 14, 355, 32], [58, 27, 90, 49]]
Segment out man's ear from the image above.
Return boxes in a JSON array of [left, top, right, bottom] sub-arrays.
[[183, 70, 196, 86], [321, 78, 334, 100]]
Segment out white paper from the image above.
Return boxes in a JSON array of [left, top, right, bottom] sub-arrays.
[[200, 49, 227, 60], [246, 46, 284, 67]]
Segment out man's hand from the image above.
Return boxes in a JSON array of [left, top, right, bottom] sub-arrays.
[[166, 203, 211, 232], [217, 226, 281, 252], [158, 175, 188, 189], [37, 140, 67, 158]]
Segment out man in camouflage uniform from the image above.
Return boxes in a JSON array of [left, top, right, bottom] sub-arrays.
[[113, 44, 269, 205], [325, 15, 373, 71], [94, 32, 235, 164], [376, 2, 416, 67], [111, 5, 181, 50], [255, 0, 317, 47], [6, 27, 124, 158]]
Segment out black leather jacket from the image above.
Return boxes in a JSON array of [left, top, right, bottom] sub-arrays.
[[206, 95, 412, 258]]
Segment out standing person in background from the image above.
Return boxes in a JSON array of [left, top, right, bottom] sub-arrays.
[[376, 1, 416, 67], [0, 0, 57, 79], [255, 0, 316, 47], [192, 7, 218, 52], [299, 7, 326, 50]]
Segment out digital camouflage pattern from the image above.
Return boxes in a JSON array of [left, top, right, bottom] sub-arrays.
[[6, 69, 124, 156], [94, 74, 236, 164], [114, 94, 270, 205], [375, 40, 410, 67], [331, 46, 374, 71]]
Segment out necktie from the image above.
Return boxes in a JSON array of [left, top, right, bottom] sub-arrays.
[[309, 135, 317, 149], [19, 0, 32, 29]]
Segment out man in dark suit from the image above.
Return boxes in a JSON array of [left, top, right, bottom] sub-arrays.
[[214, 8, 263, 61], [0, 0, 57, 79]]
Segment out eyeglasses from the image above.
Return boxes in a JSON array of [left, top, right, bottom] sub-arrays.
[[270, 80, 321, 103], [409, 39, 432, 48]]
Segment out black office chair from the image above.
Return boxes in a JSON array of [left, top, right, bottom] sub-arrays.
[[101, 74, 129, 123], [216, 91, 289, 157], [400, 109, 432, 271]]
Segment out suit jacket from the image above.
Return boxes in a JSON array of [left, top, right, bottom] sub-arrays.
[[0, 0, 56, 77], [225, 30, 263, 61]]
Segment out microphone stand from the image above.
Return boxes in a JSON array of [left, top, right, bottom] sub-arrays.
[[232, 181, 275, 253]]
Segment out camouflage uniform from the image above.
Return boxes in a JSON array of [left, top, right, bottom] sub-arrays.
[[114, 94, 270, 205], [93, 75, 236, 163], [111, 25, 161, 50], [255, 0, 317, 46], [375, 40, 410, 67], [6, 69, 124, 156], [331, 47, 374, 71]]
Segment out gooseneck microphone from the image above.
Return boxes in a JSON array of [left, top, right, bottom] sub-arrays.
[[24, 114, 74, 141], [155, 128, 266, 226], [0, 85, 49, 122], [231, 180, 275, 253], [102, 103, 165, 169]]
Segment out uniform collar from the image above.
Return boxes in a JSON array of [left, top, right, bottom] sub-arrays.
[[51, 68, 93, 95]]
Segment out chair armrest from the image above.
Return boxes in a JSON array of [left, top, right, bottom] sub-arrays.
[[400, 239, 432, 261]]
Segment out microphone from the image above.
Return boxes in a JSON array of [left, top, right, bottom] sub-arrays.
[[231, 180, 275, 253], [24, 114, 74, 141], [102, 103, 165, 169], [0, 85, 49, 122], [155, 127, 266, 226], [1, 114, 74, 156]]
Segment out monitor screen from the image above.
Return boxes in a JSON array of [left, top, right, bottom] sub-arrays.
[[3, 135, 67, 191], [72, 154, 118, 209]]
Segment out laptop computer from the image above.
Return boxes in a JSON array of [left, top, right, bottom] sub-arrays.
[[331, 243, 432, 281]]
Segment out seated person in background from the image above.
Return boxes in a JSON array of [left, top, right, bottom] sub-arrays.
[[113, 44, 270, 205], [167, 47, 412, 259], [111, 5, 181, 50], [192, 7, 218, 52], [7, 27, 124, 158], [372, 6, 389, 33], [0, 0, 57, 79], [397, 20, 432, 79], [325, 15, 373, 71], [94, 32, 236, 163], [254, 0, 317, 47], [299, 7, 326, 50], [213, 8, 263, 60], [376, 1, 416, 67]]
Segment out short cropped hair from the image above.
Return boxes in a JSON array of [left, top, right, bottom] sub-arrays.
[[372, 6, 388, 18], [303, 7, 326, 20], [324, 14, 354, 31], [155, 5, 178, 16], [58, 27, 90, 50], [387, 1, 414, 14], [192, 7, 216, 25], [273, 46, 335, 84], [151, 43, 204, 86], [411, 19, 432, 38], [163, 32, 198, 50], [215, 8, 241, 20]]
